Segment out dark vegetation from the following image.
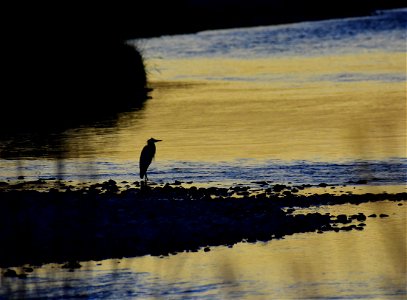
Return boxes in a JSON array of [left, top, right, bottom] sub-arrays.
[[3, 1, 405, 114], [1, 1, 404, 158], [1, 34, 149, 130], [1, 5, 151, 133], [117, 0, 406, 38]]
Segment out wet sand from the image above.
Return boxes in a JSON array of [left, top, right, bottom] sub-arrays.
[[0, 179, 405, 271]]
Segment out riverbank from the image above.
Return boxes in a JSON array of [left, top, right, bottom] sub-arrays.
[[0, 179, 405, 270], [1, 198, 405, 299]]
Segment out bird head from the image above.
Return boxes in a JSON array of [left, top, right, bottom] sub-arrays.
[[147, 138, 162, 144]]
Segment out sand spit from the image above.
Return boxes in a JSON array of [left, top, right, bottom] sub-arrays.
[[0, 180, 405, 269]]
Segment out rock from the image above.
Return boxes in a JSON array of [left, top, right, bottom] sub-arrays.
[[368, 214, 377, 218], [237, 191, 250, 196], [253, 181, 269, 186], [62, 261, 82, 269], [22, 267, 34, 273], [336, 214, 349, 223], [273, 184, 287, 192], [3, 269, 18, 277], [163, 183, 173, 190], [17, 176, 25, 180], [318, 183, 328, 187], [350, 213, 366, 222], [340, 226, 352, 231], [356, 180, 368, 184], [379, 214, 389, 218], [0, 180, 405, 269], [282, 191, 292, 197]]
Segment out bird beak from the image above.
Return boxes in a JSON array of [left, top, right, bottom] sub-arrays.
[[155, 139, 162, 142]]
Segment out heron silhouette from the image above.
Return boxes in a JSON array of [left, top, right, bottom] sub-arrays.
[[139, 138, 162, 181]]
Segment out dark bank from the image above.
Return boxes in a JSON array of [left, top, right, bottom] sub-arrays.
[[1, 1, 405, 150], [0, 180, 405, 268]]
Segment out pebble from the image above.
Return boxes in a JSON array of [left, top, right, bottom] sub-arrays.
[[336, 214, 348, 223], [0, 180, 404, 269], [23, 267, 34, 273], [3, 269, 17, 277], [252, 181, 268, 186], [273, 184, 287, 192], [61, 261, 82, 269]]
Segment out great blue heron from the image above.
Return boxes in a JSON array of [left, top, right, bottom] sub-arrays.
[[139, 138, 162, 180]]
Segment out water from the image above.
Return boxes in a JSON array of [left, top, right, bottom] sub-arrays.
[[136, 9, 406, 58], [1, 201, 406, 299], [0, 8, 406, 299], [1, 158, 406, 188], [0, 9, 406, 186]]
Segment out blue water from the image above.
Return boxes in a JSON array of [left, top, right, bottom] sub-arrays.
[[1, 10, 406, 300], [1, 158, 406, 187], [2, 269, 245, 300], [137, 8, 407, 59], [0, 8, 406, 188]]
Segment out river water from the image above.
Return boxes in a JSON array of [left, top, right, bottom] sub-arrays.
[[0, 8, 406, 299], [0, 8, 406, 187], [1, 201, 405, 299]]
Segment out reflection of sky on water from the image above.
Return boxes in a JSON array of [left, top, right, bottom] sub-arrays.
[[136, 9, 406, 59], [0, 9, 405, 300], [4, 270, 257, 299], [0, 10, 405, 170], [2, 201, 405, 299], [1, 158, 406, 187]]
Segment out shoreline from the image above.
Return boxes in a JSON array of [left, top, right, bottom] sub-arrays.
[[0, 180, 405, 270], [1, 199, 405, 299]]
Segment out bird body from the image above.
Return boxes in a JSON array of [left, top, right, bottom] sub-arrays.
[[139, 138, 162, 180]]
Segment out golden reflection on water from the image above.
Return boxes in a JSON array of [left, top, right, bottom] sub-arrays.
[[64, 52, 405, 162], [88, 201, 406, 298], [3, 202, 405, 299]]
